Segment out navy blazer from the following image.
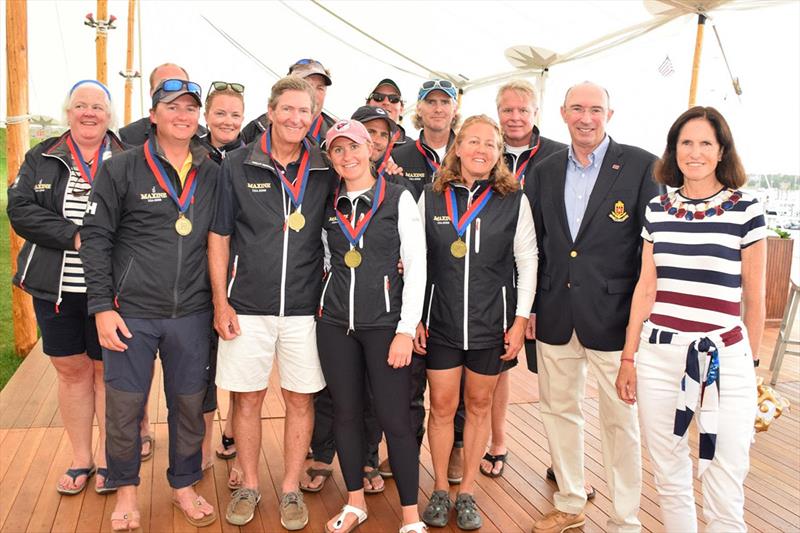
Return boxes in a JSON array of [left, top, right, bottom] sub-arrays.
[[524, 137, 660, 351]]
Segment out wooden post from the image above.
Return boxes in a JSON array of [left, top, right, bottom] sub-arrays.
[[96, 0, 108, 84], [124, 0, 136, 125], [5, 0, 38, 357], [688, 13, 706, 107]]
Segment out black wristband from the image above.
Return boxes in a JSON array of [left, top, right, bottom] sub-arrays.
[[753, 359, 760, 368]]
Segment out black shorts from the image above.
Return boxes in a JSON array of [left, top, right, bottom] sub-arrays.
[[425, 343, 507, 376], [33, 293, 101, 361]]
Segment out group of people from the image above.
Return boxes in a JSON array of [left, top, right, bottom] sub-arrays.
[[7, 56, 766, 533]]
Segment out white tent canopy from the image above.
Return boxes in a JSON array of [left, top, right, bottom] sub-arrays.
[[1, 0, 798, 174]]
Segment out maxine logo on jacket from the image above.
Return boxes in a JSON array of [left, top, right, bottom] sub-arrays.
[[140, 186, 168, 202], [34, 179, 52, 192]]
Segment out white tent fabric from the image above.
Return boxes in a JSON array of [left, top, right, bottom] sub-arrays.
[[0, 0, 798, 174]]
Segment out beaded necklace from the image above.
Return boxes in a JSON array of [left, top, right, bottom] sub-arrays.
[[659, 187, 742, 221]]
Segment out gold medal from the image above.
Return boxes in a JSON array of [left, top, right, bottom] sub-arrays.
[[344, 249, 362, 268], [287, 211, 305, 232], [450, 239, 467, 258], [175, 214, 192, 236]]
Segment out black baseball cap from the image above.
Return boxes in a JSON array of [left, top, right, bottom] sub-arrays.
[[370, 78, 402, 96], [350, 105, 397, 135]]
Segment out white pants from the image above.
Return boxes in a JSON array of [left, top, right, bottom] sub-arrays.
[[538, 332, 642, 533], [636, 326, 756, 532]]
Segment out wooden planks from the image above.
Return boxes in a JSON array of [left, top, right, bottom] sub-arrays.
[[0, 326, 798, 532]]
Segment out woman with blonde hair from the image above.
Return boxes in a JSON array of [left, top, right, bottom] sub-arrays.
[[416, 115, 537, 530]]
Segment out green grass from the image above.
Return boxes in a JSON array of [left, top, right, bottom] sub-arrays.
[[0, 128, 26, 390]]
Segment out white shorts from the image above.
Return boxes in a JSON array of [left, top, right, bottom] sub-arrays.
[[216, 315, 325, 393]]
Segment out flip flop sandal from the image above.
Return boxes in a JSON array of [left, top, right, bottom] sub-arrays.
[[140, 435, 154, 462], [300, 466, 333, 493], [399, 521, 428, 533], [57, 465, 96, 495], [227, 466, 244, 490], [172, 495, 217, 527], [479, 452, 507, 478], [325, 504, 368, 533], [111, 510, 141, 532], [216, 433, 237, 460], [95, 467, 118, 495], [363, 468, 385, 494]]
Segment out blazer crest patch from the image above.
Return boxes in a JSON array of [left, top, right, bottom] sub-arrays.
[[609, 200, 629, 222]]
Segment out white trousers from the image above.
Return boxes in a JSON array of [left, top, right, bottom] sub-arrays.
[[636, 327, 756, 532], [537, 332, 642, 533]]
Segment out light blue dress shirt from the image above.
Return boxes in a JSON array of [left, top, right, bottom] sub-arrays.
[[564, 135, 610, 240]]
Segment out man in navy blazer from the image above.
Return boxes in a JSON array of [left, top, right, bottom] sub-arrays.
[[524, 82, 659, 533]]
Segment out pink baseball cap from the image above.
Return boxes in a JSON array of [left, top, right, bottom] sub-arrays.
[[325, 119, 371, 147]]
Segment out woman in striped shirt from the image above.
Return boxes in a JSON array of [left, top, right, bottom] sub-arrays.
[[615, 106, 766, 532], [7, 80, 126, 496]]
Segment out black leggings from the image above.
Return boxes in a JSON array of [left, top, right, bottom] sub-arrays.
[[316, 322, 419, 506]]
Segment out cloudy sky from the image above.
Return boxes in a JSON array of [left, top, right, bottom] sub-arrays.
[[1, 0, 798, 174]]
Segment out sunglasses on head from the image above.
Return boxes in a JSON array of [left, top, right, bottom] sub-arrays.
[[419, 79, 457, 100], [158, 79, 202, 96], [369, 92, 402, 104], [210, 81, 245, 93]]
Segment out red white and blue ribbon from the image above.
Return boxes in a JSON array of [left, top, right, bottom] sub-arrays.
[[416, 139, 440, 174], [143, 139, 198, 214], [445, 185, 493, 238], [309, 115, 324, 143], [514, 137, 540, 186], [377, 130, 402, 175], [261, 128, 311, 209], [334, 172, 387, 247], [66, 133, 108, 186]]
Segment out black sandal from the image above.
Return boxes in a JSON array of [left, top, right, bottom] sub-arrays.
[[479, 452, 507, 478], [215, 434, 236, 460]]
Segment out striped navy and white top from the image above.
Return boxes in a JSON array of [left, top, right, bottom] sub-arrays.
[[642, 188, 767, 333], [61, 165, 93, 293]]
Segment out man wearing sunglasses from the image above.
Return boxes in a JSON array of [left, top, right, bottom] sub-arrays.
[[119, 63, 207, 146], [241, 58, 337, 146], [365, 78, 412, 144], [390, 79, 459, 201], [81, 79, 220, 529]]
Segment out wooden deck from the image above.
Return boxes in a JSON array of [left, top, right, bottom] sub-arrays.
[[1, 325, 798, 533]]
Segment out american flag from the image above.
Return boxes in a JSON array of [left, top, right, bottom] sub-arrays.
[[658, 55, 675, 77]]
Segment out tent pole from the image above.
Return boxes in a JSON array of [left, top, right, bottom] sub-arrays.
[[688, 13, 706, 107], [96, 0, 108, 83], [124, 0, 136, 125], [536, 68, 549, 128], [5, 0, 38, 357]]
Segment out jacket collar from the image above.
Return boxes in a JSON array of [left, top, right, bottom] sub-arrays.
[[243, 127, 329, 172], [148, 125, 211, 169], [44, 129, 126, 166], [504, 125, 542, 159], [418, 129, 456, 159]]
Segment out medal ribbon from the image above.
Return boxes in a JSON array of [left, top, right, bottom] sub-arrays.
[[309, 115, 324, 142], [261, 128, 311, 209], [376, 130, 402, 176], [514, 137, 541, 186], [66, 133, 108, 186], [445, 184, 493, 238], [334, 173, 387, 247], [143, 139, 198, 214], [415, 139, 440, 174]]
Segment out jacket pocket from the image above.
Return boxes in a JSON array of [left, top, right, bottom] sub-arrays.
[[383, 275, 390, 313], [539, 274, 551, 292], [607, 278, 634, 294], [19, 243, 37, 287], [227, 254, 239, 298], [425, 283, 436, 332], [115, 256, 135, 305], [318, 271, 332, 317]]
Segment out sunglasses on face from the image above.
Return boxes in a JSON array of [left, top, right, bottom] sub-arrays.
[[369, 92, 402, 104], [158, 79, 202, 97], [210, 81, 245, 93]]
